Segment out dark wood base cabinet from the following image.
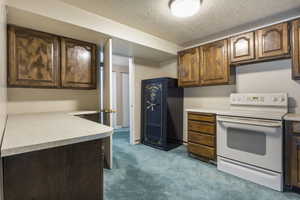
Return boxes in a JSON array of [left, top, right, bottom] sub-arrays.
[[285, 121, 300, 192], [1, 139, 104, 200], [187, 112, 216, 162]]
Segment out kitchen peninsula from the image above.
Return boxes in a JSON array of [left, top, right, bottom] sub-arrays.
[[0, 112, 113, 200]]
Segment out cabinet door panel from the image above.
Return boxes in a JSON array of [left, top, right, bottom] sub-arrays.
[[230, 32, 255, 63], [188, 142, 215, 160], [256, 23, 289, 59], [291, 136, 300, 187], [200, 40, 229, 85], [8, 25, 60, 88], [3, 146, 67, 200], [66, 140, 103, 200], [61, 38, 97, 89], [292, 19, 300, 79], [178, 48, 200, 87]]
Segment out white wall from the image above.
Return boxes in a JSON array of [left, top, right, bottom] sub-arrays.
[[8, 88, 99, 114], [0, 1, 7, 138], [236, 59, 300, 113]]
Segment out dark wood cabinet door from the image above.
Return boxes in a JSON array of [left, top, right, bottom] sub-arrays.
[[66, 140, 103, 200], [8, 25, 60, 88], [178, 48, 200, 87], [230, 32, 255, 63], [61, 38, 97, 89], [200, 40, 229, 85], [292, 19, 300, 79], [291, 135, 300, 187], [255, 23, 289, 59], [3, 146, 67, 200], [285, 121, 300, 189]]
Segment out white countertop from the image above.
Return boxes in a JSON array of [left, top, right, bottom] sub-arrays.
[[1, 111, 113, 157], [186, 107, 229, 114], [284, 113, 300, 122], [68, 110, 100, 115]]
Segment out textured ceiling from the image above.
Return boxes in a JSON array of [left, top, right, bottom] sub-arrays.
[[7, 7, 175, 63], [61, 0, 300, 46]]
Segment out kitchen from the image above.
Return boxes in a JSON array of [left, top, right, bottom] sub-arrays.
[[1, 0, 300, 200]]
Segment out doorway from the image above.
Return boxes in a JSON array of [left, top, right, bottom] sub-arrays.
[[111, 55, 132, 143], [100, 42, 136, 147]]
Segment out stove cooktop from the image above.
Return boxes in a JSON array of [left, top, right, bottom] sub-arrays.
[[217, 109, 287, 120]]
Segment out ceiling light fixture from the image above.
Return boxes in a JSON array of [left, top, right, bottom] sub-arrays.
[[169, 0, 201, 18]]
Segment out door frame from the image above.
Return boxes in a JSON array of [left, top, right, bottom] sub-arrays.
[[102, 38, 113, 169], [111, 71, 117, 128], [129, 57, 136, 145]]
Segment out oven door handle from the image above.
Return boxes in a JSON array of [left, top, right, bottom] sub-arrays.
[[217, 116, 282, 128]]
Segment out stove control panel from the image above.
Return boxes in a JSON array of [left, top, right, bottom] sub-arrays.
[[230, 93, 288, 106]]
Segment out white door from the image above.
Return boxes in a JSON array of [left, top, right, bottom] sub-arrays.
[[122, 73, 130, 127], [103, 38, 113, 169]]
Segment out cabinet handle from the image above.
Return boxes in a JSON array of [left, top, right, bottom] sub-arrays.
[[100, 109, 117, 113]]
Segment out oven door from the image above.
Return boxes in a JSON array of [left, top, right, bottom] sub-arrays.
[[217, 115, 282, 172]]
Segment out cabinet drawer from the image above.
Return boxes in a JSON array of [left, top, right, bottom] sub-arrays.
[[188, 131, 215, 147], [188, 120, 215, 135], [292, 122, 300, 134], [188, 142, 215, 160], [188, 113, 215, 123]]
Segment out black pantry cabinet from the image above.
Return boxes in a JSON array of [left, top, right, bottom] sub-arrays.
[[141, 77, 183, 150]]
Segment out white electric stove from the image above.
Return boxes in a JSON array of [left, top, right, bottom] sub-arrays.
[[217, 93, 288, 191]]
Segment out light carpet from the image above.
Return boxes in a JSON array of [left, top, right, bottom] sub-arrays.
[[104, 130, 300, 200]]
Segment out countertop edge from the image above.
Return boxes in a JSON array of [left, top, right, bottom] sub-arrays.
[[185, 108, 227, 114], [1, 130, 112, 157], [284, 114, 300, 122]]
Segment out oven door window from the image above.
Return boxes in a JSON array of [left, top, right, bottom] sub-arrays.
[[227, 128, 266, 156]]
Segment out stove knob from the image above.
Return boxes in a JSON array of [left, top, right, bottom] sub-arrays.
[[272, 97, 278, 102], [260, 97, 264, 102]]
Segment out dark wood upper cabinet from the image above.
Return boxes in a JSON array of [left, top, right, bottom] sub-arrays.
[[292, 19, 300, 80], [61, 38, 97, 89], [230, 32, 255, 63], [8, 25, 60, 88], [255, 23, 290, 59], [178, 48, 200, 87], [200, 40, 230, 86]]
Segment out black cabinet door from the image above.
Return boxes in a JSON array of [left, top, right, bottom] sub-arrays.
[[142, 81, 166, 146]]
